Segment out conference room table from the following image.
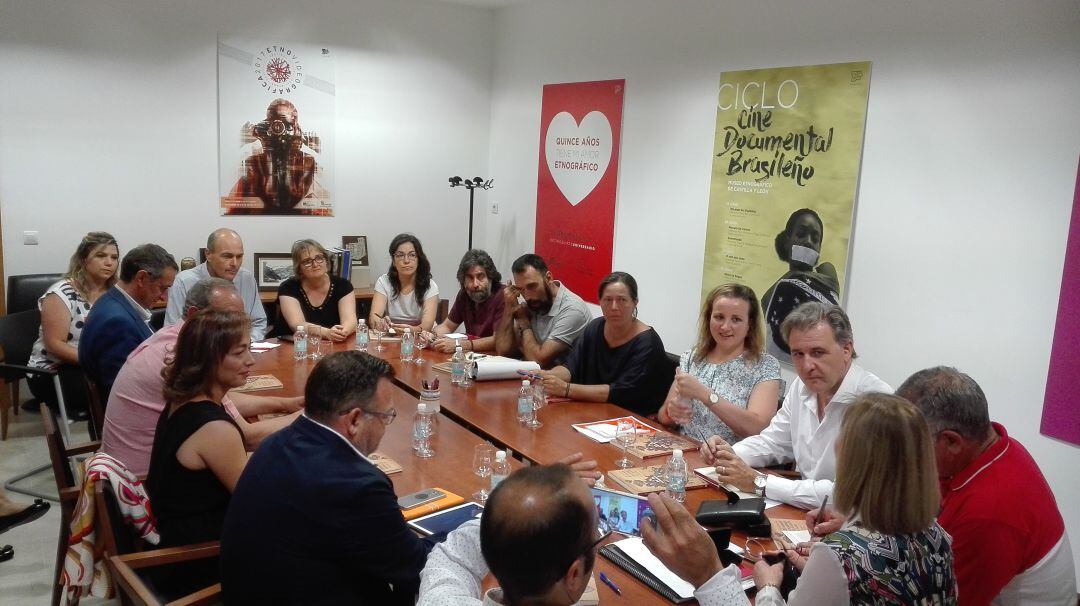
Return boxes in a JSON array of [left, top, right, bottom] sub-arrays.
[[249, 338, 804, 604]]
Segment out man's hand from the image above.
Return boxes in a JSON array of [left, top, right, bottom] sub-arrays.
[[640, 493, 723, 588], [431, 337, 456, 353], [805, 506, 845, 537], [557, 452, 602, 486], [752, 558, 785, 591], [713, 449, 757, 493], [699, 435, 732, 465]]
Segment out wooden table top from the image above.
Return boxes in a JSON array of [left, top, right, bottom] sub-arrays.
[[252, 339, 802, 604]]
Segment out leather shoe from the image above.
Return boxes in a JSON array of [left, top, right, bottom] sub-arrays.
[[0, 499, 50, 535], [0, 545, 12, 562]]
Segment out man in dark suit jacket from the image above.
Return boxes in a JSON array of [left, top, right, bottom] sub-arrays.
[[221, 352, 435, 605], [78, 244, 177, 399]]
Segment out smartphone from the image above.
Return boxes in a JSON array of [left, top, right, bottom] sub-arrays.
[[397, 488, 446, 510], [591, 486, 654, 537], [516, 294, 526, 306]]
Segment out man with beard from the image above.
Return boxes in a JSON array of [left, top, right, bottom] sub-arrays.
[[495, 254, 590, 369], [428, 249, 505, 353]]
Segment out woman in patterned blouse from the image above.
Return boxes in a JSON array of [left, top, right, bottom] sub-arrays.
[[752, 393, 958, 605], [27, 232, 119, 421], [658, 283, 781, 444]]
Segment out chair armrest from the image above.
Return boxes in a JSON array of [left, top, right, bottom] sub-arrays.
[[108, 543, 221, 606], [0, 362, 56, 381]]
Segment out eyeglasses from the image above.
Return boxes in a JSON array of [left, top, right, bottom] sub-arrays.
[[393, 252, 418, 261], [300, 255, 327, 268], [339, 406, 397, 426]]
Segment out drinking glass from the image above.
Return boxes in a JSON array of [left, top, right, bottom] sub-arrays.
[[472, 443, 494, 502], [461, 357, 477, 388], [308, 333, 324, 360], [373, 326, 386, 352], [526, 382, 545, 430], [614, 420, 636, 469], [414, 331, 428, 364]]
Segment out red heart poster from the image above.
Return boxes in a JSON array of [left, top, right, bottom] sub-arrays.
[[535, 80, 624, 304]]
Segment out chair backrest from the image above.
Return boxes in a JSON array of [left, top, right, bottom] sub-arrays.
[[149, 309, 166, 332], [0, 308, 43, 367], [436, 298, 449, 324], [7, 273, 62, 314], [83, 373, 106, 441], [95, 480, 142, 557]]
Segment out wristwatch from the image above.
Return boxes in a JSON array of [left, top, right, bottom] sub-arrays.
[[753, 472, 767, 497], [708, 392, 719, 405]]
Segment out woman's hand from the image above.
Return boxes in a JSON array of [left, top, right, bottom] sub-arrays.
[[752, 558, 785, 591], [327, 325, 349, 343], [672, 368, 710, 403], [805, 506, 845, 537], [539, 371, 568, 397]]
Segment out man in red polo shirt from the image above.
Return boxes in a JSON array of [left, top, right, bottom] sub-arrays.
[[897, 366, 1076, 605]]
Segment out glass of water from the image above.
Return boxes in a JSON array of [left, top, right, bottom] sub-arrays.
[[615, 420, 636, 469], [472, 443, 494, 503]]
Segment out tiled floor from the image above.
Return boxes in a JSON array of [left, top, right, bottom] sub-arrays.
[[0, 392, 115, 605]]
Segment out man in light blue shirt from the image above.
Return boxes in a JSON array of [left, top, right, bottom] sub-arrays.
[[165, 228, 266, 340]]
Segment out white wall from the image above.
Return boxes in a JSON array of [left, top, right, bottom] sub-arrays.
[[0, 0, 495, 301], [485, 0, 1080, 577]]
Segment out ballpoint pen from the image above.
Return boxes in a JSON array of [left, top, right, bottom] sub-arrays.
[[812, 495, 830, 536], [598, 572, 622, 596]]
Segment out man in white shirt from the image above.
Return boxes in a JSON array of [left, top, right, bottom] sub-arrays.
[[701, 302, 891, 509], [164, 228, 267, 340]]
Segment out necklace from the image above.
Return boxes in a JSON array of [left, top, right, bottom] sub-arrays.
[[301, 277, 334, 311]]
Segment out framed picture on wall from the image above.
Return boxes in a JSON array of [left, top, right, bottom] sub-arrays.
[[341, 235, 368, 266], [253, 253, 293, 292]]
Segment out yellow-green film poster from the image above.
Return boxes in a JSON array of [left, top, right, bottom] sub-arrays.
[[701, 61, 871, 363]]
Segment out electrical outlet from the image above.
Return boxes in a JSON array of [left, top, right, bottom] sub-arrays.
[[23, 231, 39, 245], [489, 201, 499, 214]]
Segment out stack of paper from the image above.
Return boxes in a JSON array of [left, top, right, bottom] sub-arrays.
[[572, 417, 657, 443]]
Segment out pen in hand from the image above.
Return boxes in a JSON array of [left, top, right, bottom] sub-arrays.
[[811, 495, 830, 537]]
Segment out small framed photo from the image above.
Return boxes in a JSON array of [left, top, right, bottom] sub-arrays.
[[341, 235, 369, 266], [253, 253, 294, 292]]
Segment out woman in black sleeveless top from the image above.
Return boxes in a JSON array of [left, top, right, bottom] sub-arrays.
[[146, 309, 253, 596]]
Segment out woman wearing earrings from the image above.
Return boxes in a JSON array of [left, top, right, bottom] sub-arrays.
[[278, 239, 357, 342], [538, 272, 673, 416]]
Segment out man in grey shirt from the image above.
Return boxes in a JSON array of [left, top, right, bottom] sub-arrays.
[[164, 228, 267, 340], [495, 254, 590, 368]]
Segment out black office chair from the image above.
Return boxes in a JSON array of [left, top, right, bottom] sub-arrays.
[[4, 273, 62, 416], [149, 308, 166, 332], [0, 309, 79, 499]]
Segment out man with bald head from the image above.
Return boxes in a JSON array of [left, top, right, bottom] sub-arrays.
[[102, 278, 301, 475], [164, 228, 267, 340]]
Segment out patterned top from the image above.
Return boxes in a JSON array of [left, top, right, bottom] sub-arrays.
[[677, 348, 781, 444], [29, 280, 92, 370], [824, 522, 958, 604]]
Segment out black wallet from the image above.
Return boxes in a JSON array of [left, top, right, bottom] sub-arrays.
[[695, 498, 767, 527]]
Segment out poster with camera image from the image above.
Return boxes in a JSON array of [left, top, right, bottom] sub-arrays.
[[700, 62, 871, 364], [218, 37, 335, 216]]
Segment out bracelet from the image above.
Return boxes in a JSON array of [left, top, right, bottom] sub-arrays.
[[564, 383, 571, 398]]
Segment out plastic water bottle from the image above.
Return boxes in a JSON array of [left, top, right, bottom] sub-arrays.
[[356, 319, 369, 351], [401, 327, 415, 363], [412, 403, 434, 458], [490, 450, 510, 491], [517, 380, 534, 424], [450, 344, 465, 386], [293, 325, 308, 361], [665, 449, 688, 503]]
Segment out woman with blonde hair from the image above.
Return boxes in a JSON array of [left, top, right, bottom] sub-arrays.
[[658, 283, 780, 443], [752, 393, 957, 604], [277, 239, 357, 342], [27, 231, 119, 422]]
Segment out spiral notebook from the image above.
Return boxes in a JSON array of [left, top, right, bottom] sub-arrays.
[[599, 537, 695, 603]]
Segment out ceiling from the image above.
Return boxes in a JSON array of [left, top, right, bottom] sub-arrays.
[[430, 0, 529, 8]]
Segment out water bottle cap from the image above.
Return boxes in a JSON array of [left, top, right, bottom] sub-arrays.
[[417, 403, 428, 413], [521, 379, 529, 386], [495, 451, 506, 461], [455, 345, 463, 352], [673, 449, 683, 458], [297, 325, 306, 333], [404, 327, 412, 333]]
